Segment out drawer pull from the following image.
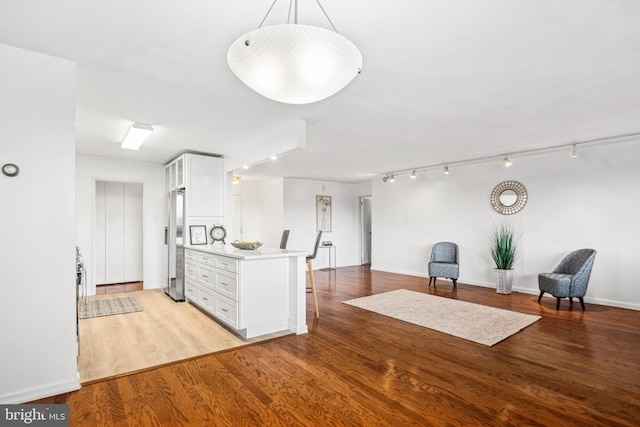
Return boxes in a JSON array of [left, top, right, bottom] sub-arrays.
[[222, 282, 228, 288], [221, 308, 228, 313], [202, 297, 208, 301], [202, 275, 208, 279]]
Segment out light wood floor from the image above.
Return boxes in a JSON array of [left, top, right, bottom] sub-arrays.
[[38, 266, 640, 425], [78, 289, 291, 384]]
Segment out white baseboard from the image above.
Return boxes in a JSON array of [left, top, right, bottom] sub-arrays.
[[0, 373, 81, 404], [144, 281, 165, 290], [371, 265, 639, 311]]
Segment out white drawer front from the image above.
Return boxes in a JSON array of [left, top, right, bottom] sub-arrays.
[[214, 293, 238, 328], [198, 253, 216, 266], [215, 270, 238, 301], [185, 261, 198, 281], [185, 280, 199, 300], [199, 286, 215, 310], [198, 264, 215, 289], [215, 256, 238, 273], [185, 250, 198, 262]]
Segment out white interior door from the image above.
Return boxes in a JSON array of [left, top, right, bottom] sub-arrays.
[[95, 181, 107, 284], [124, 182, 143, 282], [105, 182, 125, 284], [232, 194, 243, 242], [95, 180, 143, 285], [361, 196, 372, 265]]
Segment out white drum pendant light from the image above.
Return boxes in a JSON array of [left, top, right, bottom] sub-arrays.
[[228, 0, 362, 104]]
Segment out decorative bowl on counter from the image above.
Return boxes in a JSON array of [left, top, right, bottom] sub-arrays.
[[231, 240, 263, 250]]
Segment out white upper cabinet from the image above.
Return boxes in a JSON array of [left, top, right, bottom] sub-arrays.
[[167, 155, 186, 191], [165, 153, 224, 219]]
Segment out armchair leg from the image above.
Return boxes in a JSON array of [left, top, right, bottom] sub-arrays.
[[452, 279, 457, 290], [538, 291, 544, 303], [556, 297, 561, 310], [569, 297, 573, 306], [578, 297, 585, 311], [428, 277, 433, 287]]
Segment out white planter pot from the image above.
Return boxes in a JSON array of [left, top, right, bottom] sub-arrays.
[[495, 268, 513, 294]]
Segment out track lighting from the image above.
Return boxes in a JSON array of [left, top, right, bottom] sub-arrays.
[[570, 144, 578, 158], [377, 131, 639, 183]]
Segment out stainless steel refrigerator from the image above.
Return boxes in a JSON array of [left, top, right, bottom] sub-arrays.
[[165, 189, 185, 301]]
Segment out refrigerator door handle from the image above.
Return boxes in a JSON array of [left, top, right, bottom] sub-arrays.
[[164, 226, 168, 245]]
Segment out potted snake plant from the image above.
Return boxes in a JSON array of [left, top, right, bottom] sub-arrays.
[[490, 221, 520, 294]]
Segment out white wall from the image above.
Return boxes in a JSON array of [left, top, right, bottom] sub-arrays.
[[231, 181, 262, 243], [259, 178, 285, 248], [284, 179, 360, 268], [76, 155, 166, 295], [372, 140, 640, 310], [0, 44, 79, 403]]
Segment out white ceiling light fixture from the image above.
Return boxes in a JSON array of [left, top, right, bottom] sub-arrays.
[[410, 170, 417, 179], [503, 155, 513, 168], [443, 165, 450, 175], [121, 122, 153, 150], [227, 0, 363, 104]]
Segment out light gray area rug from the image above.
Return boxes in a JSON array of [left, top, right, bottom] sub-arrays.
[[343, 289, 541, 346], [80, 296, 143, 319]]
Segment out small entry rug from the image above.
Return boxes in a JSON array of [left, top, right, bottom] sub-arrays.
[[80, 296, 143, 319], [343, 289, 540, 346]]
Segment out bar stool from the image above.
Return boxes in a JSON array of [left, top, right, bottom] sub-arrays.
[[306, 231, 322, 318], [280, 230, 290, 249]]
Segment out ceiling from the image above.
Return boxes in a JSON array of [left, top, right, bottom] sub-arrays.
[[1, 0, 639, 183]]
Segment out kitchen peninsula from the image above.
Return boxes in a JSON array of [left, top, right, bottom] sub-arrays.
[[184, 245, 308, 339]]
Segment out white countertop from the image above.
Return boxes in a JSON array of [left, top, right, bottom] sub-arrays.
[[185, 244, 307, 260]]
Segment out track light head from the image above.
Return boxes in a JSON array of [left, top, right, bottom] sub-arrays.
[[410, 170, 417, 179], [570, 144, 579, 158], [503, 156, 513, 168], [389, 174, 395, 183], [382, 176, 389, 183], [443, 165, 450, 175]]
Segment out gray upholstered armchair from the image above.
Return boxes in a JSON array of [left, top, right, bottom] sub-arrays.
[[538, 249, 597, 310], [428, 242, 459, 290]]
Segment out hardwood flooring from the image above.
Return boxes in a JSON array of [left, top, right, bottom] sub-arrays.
[[36, 266, 640, 426], [78, 289, 290, 383]]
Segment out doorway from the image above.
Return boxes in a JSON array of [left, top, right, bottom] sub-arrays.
[[94, 180, 143, 292], [360, 196, 372, 265]]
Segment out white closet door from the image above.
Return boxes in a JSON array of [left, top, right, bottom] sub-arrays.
[[124, 182, 143, 282], [95, 181, 107, 285], [105, 181, 125, 284]]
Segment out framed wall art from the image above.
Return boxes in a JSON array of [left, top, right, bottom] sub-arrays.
[[316, 195, 332, 232], [189, 225, 207, 245]]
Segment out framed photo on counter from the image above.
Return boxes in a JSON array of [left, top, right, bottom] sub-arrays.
[[189, 225, 207, 245]]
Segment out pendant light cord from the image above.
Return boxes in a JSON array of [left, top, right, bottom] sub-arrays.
[[314, 0, 339, 33], [257, 0, 340, 33], [258, 0, 278, 29]]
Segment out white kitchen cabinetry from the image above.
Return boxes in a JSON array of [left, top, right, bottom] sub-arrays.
[[166, 153, 224, 219], [185, 246, 307, 339]]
